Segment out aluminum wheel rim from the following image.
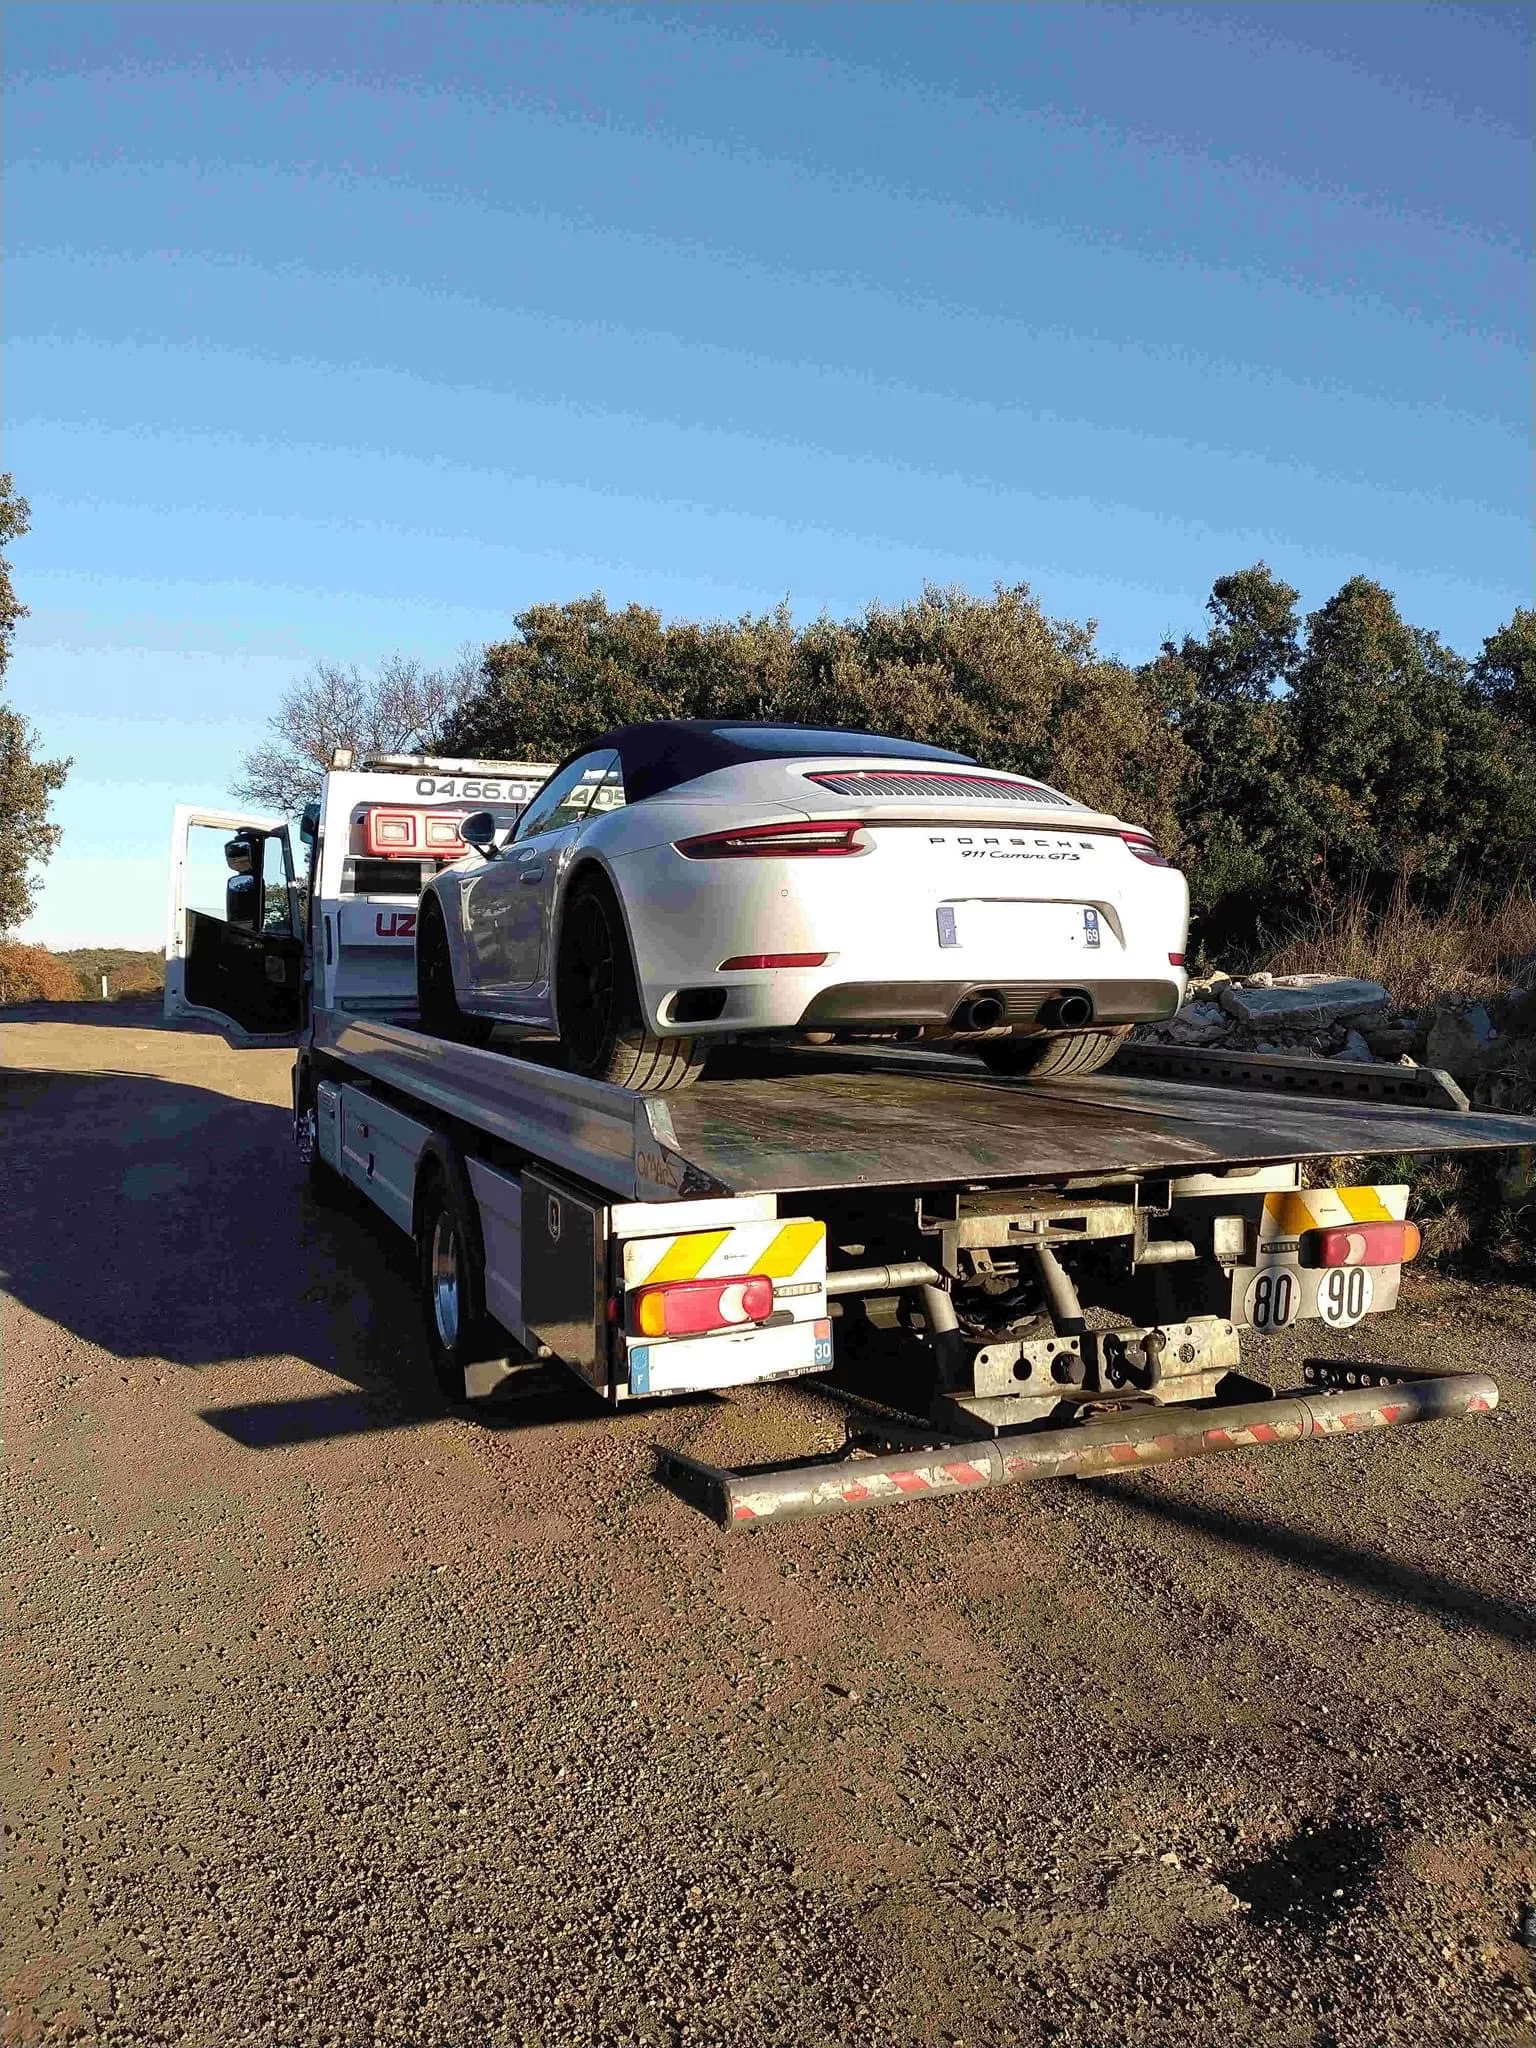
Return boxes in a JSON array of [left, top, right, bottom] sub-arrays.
[[431, 1213, 461, 1349]]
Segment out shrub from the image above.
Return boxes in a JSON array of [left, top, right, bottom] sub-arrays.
[[1260, 883, 1536, 1012], [0, 940, 79, 1003]]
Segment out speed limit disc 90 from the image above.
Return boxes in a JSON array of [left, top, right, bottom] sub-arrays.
[[1315, 1264, 1374, 1328]]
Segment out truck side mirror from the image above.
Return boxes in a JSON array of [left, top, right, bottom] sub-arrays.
[[460, 810, 499, 858], [226, 871, 262, 929], [224, 831, 263, 929]]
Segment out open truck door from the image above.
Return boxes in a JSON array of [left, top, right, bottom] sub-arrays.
[[164, 805, 304, 1046]]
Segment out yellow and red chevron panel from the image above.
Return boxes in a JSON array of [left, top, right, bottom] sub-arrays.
[[622, 1218, 826, 1292], [1258, 1184, 1408, 1247]]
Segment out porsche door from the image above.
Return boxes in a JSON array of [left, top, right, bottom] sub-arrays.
[[164, 806, 304, 1045]]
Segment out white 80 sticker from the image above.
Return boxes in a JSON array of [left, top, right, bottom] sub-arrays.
[[1245, 1267, 1300, 1332], [1316, 1265, 1373, 1328]]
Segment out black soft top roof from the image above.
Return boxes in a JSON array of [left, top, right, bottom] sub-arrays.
[[577, 720, 977, 805]]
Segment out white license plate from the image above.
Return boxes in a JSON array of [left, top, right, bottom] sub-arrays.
[[937, 901, 1103, 951]]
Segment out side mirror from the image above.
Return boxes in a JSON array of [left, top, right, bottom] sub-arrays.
[[225, 871, 262, 930], [460, 810, 499, 857], [224, 831, 262, 929]]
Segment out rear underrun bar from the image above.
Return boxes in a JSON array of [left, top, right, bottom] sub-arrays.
[[656, 1370, 1499, 1528]]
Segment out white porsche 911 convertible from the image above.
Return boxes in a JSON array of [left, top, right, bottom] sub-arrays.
[[414, 720, 1189, 1090]]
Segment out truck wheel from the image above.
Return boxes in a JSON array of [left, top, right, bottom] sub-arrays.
[[556, 877, 705, 1092], [415, 1154, 494, 1403], [416, 897, 494, 1048], [295, 1069, 344, 1200], [978, 1028, 1129, 1080]]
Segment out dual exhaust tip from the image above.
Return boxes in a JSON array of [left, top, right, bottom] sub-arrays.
[[951, 989, 1094, 1034]]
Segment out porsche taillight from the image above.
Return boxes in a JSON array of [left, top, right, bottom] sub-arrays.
[[674, 819, 868, 859], [1120, 831, 1173, 868]]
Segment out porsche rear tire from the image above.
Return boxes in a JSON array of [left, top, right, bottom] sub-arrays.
[[977, 1028, 1129, 1080], [416, 896, 494, 1048], [556, 877, 706, 1092]]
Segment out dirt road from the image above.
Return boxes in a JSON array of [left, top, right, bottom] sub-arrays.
[[4, 1006, 1534, 2048]]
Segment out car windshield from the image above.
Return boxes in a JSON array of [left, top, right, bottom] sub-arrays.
[[704, 725, 975, 763]]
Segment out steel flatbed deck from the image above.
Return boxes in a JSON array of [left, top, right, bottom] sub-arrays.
[[316, 1013, 1535, 1205]]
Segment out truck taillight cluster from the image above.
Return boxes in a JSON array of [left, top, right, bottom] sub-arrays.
[[1300, 1221, 1421, 1268], [631, 1274, 776, 1338], [361, 807, 469, 858]]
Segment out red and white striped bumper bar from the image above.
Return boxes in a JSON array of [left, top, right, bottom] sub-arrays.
[[656, 1366, 1499, 1527]]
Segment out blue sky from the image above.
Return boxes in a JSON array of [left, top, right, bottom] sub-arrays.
[[6, 0, 1531, 947]]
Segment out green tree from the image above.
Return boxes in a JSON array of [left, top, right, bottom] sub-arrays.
[[1288, 577, 1528, 896], [1471, 608, 1536, 737], [1151, 563, 1305, 943], [0, 476, 71, 933]]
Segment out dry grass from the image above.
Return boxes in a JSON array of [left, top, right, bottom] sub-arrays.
[[1262, 882, 1536, 1013]]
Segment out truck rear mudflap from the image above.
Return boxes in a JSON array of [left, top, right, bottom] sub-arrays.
[[657, 1363, 1499, 1527]]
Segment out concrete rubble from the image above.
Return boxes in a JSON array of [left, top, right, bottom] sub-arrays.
[[1216, 975, 1390, 1031], [1137, 969, 1536, 1111]]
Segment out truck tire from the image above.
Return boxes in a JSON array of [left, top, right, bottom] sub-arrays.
[[415, 1147, 495, 1403], [416, 897, 494, 1048], [295, 1066, 344, 1200], [555, 875, 706, 1093], [978, 1028, 1129, 1080]]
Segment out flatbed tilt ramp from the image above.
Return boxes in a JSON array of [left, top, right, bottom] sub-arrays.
[[315, 1017, 1528, 1524], [318, 1015, 1512, 1202]]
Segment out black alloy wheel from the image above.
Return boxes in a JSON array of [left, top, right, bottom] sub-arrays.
[[557, 885, 621, 1073], [555, 878, 705, 1091], [416, 899, 493, 1047]]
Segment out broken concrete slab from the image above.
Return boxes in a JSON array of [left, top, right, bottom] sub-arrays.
[[1162, 999, 1231, 1046], [1217, 975, 1390, 1030]]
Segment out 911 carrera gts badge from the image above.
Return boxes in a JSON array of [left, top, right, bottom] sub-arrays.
[[1082, 908, 1101, 948]]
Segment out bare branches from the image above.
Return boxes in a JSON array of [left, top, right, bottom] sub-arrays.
[[232, 649, 484, 812]]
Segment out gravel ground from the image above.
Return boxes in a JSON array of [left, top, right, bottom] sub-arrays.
[[4, 1004, 1534, 2048]]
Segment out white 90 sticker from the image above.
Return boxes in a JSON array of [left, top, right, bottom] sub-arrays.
[[1315, 1265, 1373, 1328], [1245, 1267, 1300, 1332]]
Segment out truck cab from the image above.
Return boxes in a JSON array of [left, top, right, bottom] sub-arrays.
[[165, 752, 552, 1045]]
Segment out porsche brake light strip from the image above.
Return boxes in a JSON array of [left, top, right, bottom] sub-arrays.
[[674, 819, 868, 858]]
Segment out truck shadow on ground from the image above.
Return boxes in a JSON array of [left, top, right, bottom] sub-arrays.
[[1085, 1475, 1536, 1649], [0, 1063, 676, 1448], [1, 998, 180, 1030], [2, 1065, 439, 1419]]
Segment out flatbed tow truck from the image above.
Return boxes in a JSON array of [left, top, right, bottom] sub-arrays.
[[165, 751, 1534, 1525]]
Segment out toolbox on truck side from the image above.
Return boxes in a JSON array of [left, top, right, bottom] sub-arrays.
[[166, 750, 1536, 1522]]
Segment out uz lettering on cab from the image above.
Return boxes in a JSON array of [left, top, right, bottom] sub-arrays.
[[375, 911, 416, 939]]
